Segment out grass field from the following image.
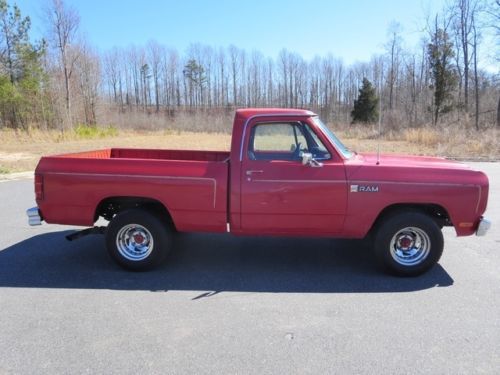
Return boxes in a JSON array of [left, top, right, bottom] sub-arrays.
[[0, 125, 498, 174]]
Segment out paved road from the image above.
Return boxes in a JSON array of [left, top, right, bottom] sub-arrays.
[[0, 163, 499, 374]]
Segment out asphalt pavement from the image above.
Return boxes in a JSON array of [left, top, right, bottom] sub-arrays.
[[0, 162, 499, 374]]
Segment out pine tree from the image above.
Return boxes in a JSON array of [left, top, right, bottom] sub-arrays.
[[351, 78, 379, 123], [0, 0, 31, 84], [183, 59, 206, 108], [427, 25, 457, 125], [0, 0, 46, 129]]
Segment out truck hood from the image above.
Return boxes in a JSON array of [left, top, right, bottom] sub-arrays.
[[345, 152, 489, 192], [356, 152, 470, 170]]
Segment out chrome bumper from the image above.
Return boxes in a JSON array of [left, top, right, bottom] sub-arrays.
[[476, 217, 491, 236], [27, 207, 42, 226]]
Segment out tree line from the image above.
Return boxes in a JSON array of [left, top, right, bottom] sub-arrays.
[[0, 0, 499, 131]]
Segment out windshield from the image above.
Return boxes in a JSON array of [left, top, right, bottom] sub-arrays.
[[312, 117, 354, 159]]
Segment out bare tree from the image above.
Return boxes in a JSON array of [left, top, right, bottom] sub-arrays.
[[485, 0, 500, 126], [472, 13, 480, 130], [45, 0, 80, 126], [266, 57, 275, 106], [147, 40, 164, 113], [103, 48, 120, 104], [228, 45, 240, 106], [452, 0, 481, 117], [215, 47, 227, 107], [127, 46, 142, 107], [162, 48, 180, 109], [385, 22, 403, 110], [74, 41, 100, 125]]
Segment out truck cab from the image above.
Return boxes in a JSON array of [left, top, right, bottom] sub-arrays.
[[229, 109, 348, 236]]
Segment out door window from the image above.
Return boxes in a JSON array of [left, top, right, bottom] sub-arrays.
[[248, 122, 330, 161]]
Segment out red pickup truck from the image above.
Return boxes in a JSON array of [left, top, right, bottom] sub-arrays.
[[27, 108, 491, 276]]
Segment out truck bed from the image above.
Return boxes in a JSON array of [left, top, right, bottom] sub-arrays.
[[59, 148, 230, 162], [35, 148, 230, 232]]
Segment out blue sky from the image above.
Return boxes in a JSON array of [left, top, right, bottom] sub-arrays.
[[16, 0, 456, 64]]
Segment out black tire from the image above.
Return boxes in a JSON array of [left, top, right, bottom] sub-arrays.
[[373, 211, 443, 277], [106, 209, 172, 271]]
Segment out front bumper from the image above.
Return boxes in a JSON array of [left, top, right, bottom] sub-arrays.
[[27, 207, 42, 226], [476, 217, 491, 236]]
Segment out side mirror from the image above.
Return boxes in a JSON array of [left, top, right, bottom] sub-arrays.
[[301, 152, 313, 165], [301, 152, 323, 167]]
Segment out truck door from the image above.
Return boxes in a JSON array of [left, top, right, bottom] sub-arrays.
[[240, 120, 347, 235]]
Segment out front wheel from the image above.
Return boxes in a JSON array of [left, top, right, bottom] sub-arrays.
[[373, 212, 444, 277], [106, 209, 172, 271]]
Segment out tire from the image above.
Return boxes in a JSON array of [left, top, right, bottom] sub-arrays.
[[106, 209, 172, 271], [373, 211, 443, 277]]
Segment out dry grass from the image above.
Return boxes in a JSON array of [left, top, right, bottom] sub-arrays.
[[335, 124, 499, 160], [402, 128, 442, 146], [0, 123, 498, 174], [399, 126, 499, 159]]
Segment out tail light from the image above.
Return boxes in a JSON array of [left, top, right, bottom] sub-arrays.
[[35, 174, 44, 200]]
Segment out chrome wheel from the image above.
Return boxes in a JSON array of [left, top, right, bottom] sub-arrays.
[[116, 224, 154, 261], [389, 226, 431, 266]]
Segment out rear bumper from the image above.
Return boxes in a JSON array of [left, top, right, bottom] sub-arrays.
[[476, 217, 491, 236], [27, 207, 42, 226]]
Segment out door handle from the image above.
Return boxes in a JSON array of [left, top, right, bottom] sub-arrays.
[[246, 170, 263, 176]]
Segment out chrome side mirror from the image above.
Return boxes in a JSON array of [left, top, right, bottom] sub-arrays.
[[301, 152, 312, 165], [301, 152, 323, 167]]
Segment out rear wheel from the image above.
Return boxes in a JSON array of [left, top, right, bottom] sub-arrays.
[[106, 209, 171, 271], [374, 212, 443, 276]]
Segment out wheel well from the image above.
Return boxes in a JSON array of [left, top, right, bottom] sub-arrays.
[[371, 203, 451, 233], [95, 196, 174, 227]]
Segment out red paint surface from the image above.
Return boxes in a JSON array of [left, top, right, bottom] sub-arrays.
[[34, 108, 489, 238]]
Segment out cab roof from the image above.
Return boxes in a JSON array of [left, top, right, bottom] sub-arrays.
[[235, 108, 316, 119]]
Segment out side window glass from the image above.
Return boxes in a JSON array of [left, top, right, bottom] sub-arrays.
[[249, 123, 304, 161]]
